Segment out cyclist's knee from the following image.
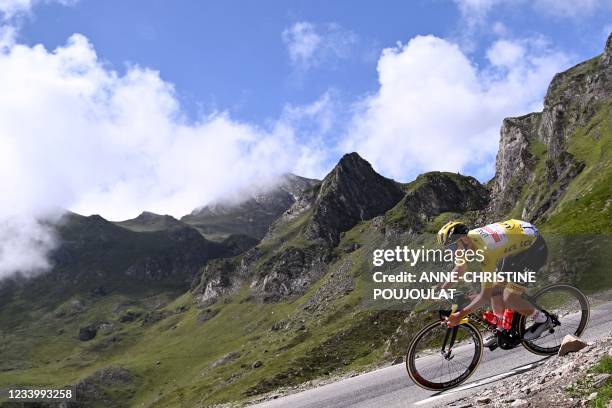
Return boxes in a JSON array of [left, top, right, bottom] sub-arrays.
[[502, 288, 517, 303]]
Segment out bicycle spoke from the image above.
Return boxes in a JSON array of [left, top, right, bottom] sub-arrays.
[[409, 322, 480, 388], [522, 285, 589, 354]]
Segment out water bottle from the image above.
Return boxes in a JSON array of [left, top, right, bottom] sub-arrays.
[[502, 309, 514, 330], [482, 310, 497, 326]]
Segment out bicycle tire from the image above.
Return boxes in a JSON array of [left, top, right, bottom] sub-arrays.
[[520, 284, 590, 355], [406, 320, 483, 390]]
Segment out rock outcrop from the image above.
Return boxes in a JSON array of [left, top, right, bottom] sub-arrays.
[[192, 248, 260, 306], [387, 171, 489, 232], [74, 366, 134, 407], [305, 152, 405, 245], [488, 33, 612, 221]]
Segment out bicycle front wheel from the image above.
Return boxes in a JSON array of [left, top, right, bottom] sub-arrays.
[[406, 321, 483, 390], [520, 284, 590, 355]]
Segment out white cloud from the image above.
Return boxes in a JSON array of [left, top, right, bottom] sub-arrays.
[[491, 21, 508, 36], [0, 33, 331, 279], [0, 215, 60, 279], [342, 35, 572, 182], [532, 0, 607, 18], [282, 21, 357, 70], [454, 0, 610, 25], [487, 39, 525, 68], [0, 0, 76, 20], [282, 22, 321, 68], [453, 0, 498, 27], [0, 0, 33, 19]]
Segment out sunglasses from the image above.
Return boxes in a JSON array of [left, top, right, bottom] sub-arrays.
[[446, 239, 462, 252]]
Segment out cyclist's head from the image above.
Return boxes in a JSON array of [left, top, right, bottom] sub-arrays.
[[437, 221, 469, 249]]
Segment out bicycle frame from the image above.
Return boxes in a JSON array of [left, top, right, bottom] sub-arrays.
[[436, 291, 560, 355]]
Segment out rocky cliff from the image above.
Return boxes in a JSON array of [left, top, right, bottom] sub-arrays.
[[385, 171, 489, 233], [488, 34, 612, 225], [305, 153, 405, 244]]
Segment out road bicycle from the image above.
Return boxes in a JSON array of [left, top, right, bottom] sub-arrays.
[[406, 284, 590, 390]]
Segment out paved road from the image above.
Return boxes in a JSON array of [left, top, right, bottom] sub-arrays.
[[252, 301, 612, 408]]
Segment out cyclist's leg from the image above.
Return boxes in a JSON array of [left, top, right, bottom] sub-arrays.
[[490, 285, 504, 321], [505, 235, 552, 339], [503, 284, 533, 316], [485, 286, 505, 348], [491, 293, 504, 317]]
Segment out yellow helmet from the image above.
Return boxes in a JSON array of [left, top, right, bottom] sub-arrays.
[[437, 221, 469, 246]]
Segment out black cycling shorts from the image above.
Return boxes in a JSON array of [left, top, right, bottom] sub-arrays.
[[498, 234, 548, 273]]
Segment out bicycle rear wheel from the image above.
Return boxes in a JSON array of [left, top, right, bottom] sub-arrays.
[[520, 284, 590, 355], [406, 321, 483, 390]]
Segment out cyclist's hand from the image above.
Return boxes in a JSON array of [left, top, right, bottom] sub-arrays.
[[445, 312, 462, 327]]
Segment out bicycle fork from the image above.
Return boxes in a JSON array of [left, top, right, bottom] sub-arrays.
[[440, 304, 464, 360], [441, 326, 459, 360]]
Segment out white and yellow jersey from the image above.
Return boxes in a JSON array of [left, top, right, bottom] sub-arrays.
[[467, 219, 539, 275]]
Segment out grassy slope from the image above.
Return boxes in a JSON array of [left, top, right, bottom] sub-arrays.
[[0, 207, 393, 407], [544, 102, 612, 234]]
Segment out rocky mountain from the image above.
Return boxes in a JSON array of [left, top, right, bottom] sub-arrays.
[[181, 174, 319, 241], [55, 212, 227, 286], [192, 152, 412, 305], [488, 35, 612, 231], [304, 152, 405, 244], [191, 153, 490, 308], [116, 211, 259, 256], [114, 211, 185, 232], [0, 33, 610, 408], [385, 171, 489, 233]]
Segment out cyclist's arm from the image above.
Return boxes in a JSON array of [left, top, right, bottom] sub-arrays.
[[454, 286, 493, 320], [440, 264, 466, 290]]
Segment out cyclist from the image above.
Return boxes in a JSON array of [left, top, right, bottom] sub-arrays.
[[437, 220, 551, 347]]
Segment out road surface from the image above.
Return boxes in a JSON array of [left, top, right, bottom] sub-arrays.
[[252, 301, 612, 408]]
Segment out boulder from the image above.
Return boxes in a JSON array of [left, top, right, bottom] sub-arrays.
[[510, 399, 529, 408], [78, 325, 97, 341], [592, 373, 611, 388], [197, 308, 219, 324], [119, 311, 141, 323], [558, 335, 587, 356], [212, 352, 241, 368]]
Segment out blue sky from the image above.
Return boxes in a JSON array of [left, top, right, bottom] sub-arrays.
[[0, 0, 611, 223], [17, 0, 610, 124]]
